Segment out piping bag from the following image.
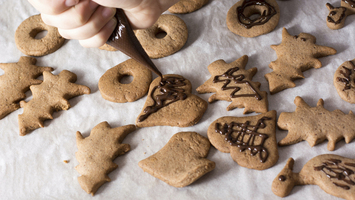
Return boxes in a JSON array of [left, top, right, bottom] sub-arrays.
[[106, 8, 162, 77]]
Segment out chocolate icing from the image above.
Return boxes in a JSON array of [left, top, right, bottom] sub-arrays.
[[278, 175, 286, 181], [336, 61, 355, 91], [213, 66, 262, 100], [106, 8, 162, 77], [215, 117, 271, 163], [236, 0, 277, 29], [314, 159, 355, 190], [343, 0, 355, 8], [327, 3, 347, 25], [138, 76, 187, 122]]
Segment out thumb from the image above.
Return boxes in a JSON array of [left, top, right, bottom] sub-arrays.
[[28, 0, 79, 15]]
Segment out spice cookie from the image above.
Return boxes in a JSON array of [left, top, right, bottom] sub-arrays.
[[278, 96, 355, 151], [18, 70, 91, 136], [99, 44, 117, 51], [197, 55, 268, 114], [168, 0, 209, 14], [76, 122, 136, 195], [265, 28, 337, 94], [136, 74, 207, 128], [334, 59, 355, 103], [15, 14, 65, 56], [135, 14, 188, 59], [226, 0, 280, 38], [138, 131, 215, 187], [272, 154, 355, 199], [98, 59, 152, 103], [326, 1, 355, 30], [208, 110, 278, 170], [0, 57, 53, 120]]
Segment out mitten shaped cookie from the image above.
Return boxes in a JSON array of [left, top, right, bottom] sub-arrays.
[[76, 122, 136, 195], [326, 1, 355, 30], [265, 28, 336, 94], [197, 55, 268, 114], [0, 57, 53, 119], [278, 96, 355, 151], [208, 110, 278, 170], [138, 132, 215, 187]]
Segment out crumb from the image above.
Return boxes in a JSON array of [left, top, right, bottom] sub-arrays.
[[144, 152, 146, 154], [63, 160, 69, 163]]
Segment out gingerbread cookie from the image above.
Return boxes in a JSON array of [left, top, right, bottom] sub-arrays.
[[99, 44, 117, 51], [0, 57, 53, 120], [98, 59, 152, 103], [136, 74, 207, 128], [334, 59, 355, 103], [138, 131, 215, 187], [265, 28, 337, 94], [226, 0, 280, 38], [326, 1, 355, 30], [196, 55, 268, 114], [272, 155, 355, 199], [76, 122, 136, 195], [18, 70, 91, 135], [15, 14, 65, 56], [135, 14, 188, 59], [168, 0, 209, 14], [208, 110, 278, 170], [278, 96, 355, 151]]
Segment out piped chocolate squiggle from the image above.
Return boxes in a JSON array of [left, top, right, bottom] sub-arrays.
[[138, 76, 187, 122], [106, 8, 162, 77], [343, 0, 355, 8], [337, 61, 355, 91]]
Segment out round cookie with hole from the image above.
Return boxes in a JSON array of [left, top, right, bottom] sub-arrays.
[[98, 59, 152, 103], [226, 0, 280, 38], [15, 14, 65, 56], [135, 14, 188, 59]]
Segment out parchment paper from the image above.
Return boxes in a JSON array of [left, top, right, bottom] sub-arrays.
[[0, 0, 354, 199]]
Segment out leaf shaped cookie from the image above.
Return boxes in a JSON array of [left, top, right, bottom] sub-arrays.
[[265, 28, 337, 94], [278, 96, 355, 151], [18, 70, 91, 135], [0, 57, 53, 119], [76, 122, 136, 195], [138, 131, 215, 187], [207, 110, 278, 170], [136, 74, 207, 127], [196, 55, 268, 114]]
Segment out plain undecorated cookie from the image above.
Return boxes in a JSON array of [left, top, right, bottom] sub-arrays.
[[168, 0, 209, 14]]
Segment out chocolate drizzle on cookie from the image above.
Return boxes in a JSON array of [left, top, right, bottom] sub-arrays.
[[106, 8, 162, 77], [337, 61, 355, 91], [215, 117, 271, 162], [326, 3, 347, 25], [213, 67, 262, 100], [138, 76, 187, 122], [314, 159, 355, 190], [343, 0, 355, 8], [236, 0, 277, 29]]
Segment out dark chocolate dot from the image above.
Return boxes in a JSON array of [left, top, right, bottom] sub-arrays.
[[279, 175, 286, 181]]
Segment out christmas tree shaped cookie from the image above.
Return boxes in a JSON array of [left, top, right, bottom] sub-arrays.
[[265, 28, 337, 94], [76, 122, 136, 195], [197, 55, 268, 114], [278, 96, 355, 151], [0, 57, 53, 119], [18, 70, 90, 135]]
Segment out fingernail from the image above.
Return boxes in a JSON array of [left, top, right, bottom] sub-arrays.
[[65, 0, 78, 7], [108, 18, 117, 29], [102, 7, 115, 18]]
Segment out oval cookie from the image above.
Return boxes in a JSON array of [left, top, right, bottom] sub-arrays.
[[334, 59, 355, 103], [168, 0, 209, 14], [98, 59, 152, 103], [15, 14, 65, 56], [135, 14, 188, 59], [226, 0, 280, 38]]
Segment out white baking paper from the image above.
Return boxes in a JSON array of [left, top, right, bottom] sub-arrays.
[[0, 0, 354, 199]]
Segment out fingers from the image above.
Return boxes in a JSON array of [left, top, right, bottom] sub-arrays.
[[41, 0, 99, 29], [28, 0, 79, 15], [92, 0, 142, 10], [79, 17, 117, 48], [58, 6, 116, 40]]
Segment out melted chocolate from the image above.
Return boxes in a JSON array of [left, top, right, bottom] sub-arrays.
[[138, 76, 187, 122], [343, 0, 355, 8], [213, 67, 262, 100], [314, 159, 355, 190], [278, 175, 286, 181], [336, 61, 355, 91], [327, 3, 347, 25], [106, 8, 162, 77], [215, 117, 271, 163], [236, 0, 277, 29]]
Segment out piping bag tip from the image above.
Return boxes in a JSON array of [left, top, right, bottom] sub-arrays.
[[106, 8, 162, 78]]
